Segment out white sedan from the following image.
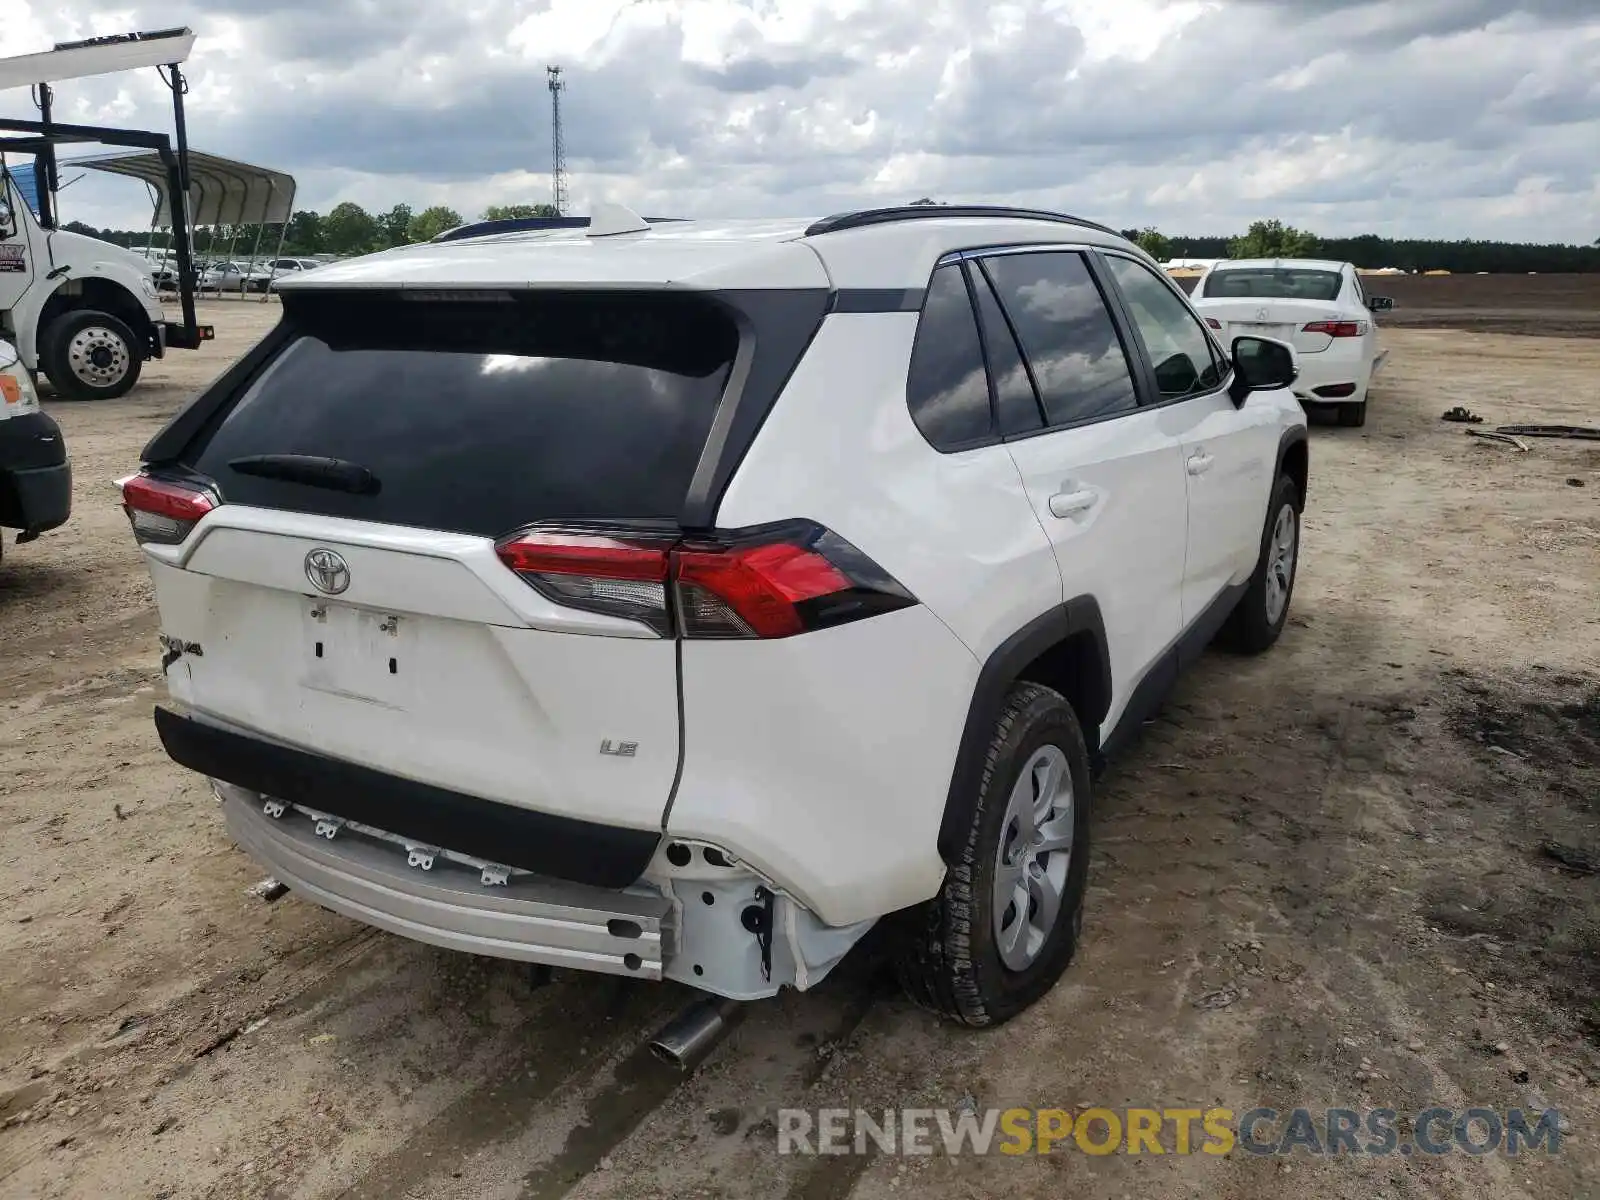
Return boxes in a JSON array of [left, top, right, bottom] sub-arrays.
[[1189, 258, 1392, 427], [200, 261, 274, 294]]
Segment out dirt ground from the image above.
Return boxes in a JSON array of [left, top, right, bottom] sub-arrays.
[[2, 295, 1598, 1200], [1174, 271, 1600, 339]]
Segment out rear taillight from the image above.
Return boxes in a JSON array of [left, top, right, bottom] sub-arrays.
[[495, 530, 675, 636], [495, 521, 915, 639], [121, 475, 217, 545], [1301, 320, 1367, 338], [676, 525, 906, 639]]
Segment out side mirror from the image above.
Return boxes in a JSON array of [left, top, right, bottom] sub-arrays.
[[0, 203, 16, 241], [1366, 295, 1394, 312], [1228, 336, 1297, 406]]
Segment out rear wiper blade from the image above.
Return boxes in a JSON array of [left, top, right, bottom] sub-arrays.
[[228, 454, 381, 495]]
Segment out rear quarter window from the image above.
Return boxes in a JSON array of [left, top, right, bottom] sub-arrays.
[[183, 291, 739, 537], [905, 263, 994, 450]]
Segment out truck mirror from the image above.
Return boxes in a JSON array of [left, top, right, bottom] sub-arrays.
[[0, 196, 16, 241]]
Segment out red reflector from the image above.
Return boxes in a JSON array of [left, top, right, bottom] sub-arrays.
[[675, 543, 850, 639], [1301, 321, 1365, 337], [496, 532, 669, 582], [1204, 317, 1222, 330]]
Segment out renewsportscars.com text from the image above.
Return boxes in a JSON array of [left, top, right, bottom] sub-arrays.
[[777, 1106, 1564, 1157]]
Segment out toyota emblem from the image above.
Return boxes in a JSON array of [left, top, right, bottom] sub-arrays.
[[304, 548, 351, 595]]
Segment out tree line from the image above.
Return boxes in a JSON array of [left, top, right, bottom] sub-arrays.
[[58, 207, 1600, 273], [1128, 219, 1600, 274], [62, 201, 560, 256]]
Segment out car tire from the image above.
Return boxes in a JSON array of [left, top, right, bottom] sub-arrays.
[[893, 682, 1093, 1028], [40, 310, 143, 401], [1336, 399, 1367, 427], [1219, 472, 1301, 654]]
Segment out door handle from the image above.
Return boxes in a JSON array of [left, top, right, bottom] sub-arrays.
[[1186, 452, 1213, 476], [1048, 489, 1097, 518]]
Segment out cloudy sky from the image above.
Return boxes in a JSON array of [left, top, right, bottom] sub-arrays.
[[2, 0, 1596, 242]]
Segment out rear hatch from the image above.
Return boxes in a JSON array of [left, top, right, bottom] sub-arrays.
[[134, 288, 740, 836], [1193, 267, 1349, 354]]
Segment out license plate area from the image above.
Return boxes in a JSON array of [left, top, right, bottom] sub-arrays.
[[301, 599, 416, 708], [1230, 322, 1295, 338]]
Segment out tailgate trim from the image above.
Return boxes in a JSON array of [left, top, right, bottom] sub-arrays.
[[154, 706, 661, 888]]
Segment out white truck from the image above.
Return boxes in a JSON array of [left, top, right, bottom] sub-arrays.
[[0, 170, 175, 400], [0, 28, 214, 401]]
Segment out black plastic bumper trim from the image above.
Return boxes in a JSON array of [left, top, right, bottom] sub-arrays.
[[1, 460, 72, 533], [1, 412, 71, 532], [153, 707, 662, 889], [0, 409, 67, 471]]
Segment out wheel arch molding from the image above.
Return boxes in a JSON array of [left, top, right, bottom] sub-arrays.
[[935, 596, 1112, 864], [1277, 426, 1309, 507]]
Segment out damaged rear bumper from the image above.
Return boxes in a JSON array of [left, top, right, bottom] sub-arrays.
[[161, 706, 876, 999], [220, 785, 675, 978]]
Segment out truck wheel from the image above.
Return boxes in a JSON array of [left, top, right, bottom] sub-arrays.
[[1219, 472, 1301, 654], [41, 310, 144, 401], [893, 682, 1092, 1027]]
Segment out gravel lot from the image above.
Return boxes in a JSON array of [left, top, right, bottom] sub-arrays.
[[2, 296, 1597, 1199]]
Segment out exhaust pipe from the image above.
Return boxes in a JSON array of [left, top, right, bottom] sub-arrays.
[[648, 996, 744, 1071]]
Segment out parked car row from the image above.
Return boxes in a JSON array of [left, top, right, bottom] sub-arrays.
[[134, 250, 329, 294]]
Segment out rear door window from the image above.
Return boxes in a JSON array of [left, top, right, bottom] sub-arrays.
[[970, 268, 1044, 437], [980, 251, 1139, 427], [184, 291, 740, 537]]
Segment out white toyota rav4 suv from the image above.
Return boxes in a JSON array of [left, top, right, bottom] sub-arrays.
[[124, 205, 1308, 1029]]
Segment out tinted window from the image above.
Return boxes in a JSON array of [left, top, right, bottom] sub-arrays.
[[906, 264, 993, 449], [1201, 268, 1342, 301], [971, 270, 1044, 437], [185, 291, 739, 537], [1106, 255, 1226, 400], [981, 252, 1138, 427]]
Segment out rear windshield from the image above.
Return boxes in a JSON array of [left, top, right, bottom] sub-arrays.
[[184, 291, 740, 537], [1201, 269, 1342, 301]]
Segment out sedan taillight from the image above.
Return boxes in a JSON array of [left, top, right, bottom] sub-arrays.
[[1301, 320, 1367, 337]]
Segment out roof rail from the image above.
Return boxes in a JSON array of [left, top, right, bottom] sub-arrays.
[[803, 205, 1120, 240], [433, 215, 688, 244]]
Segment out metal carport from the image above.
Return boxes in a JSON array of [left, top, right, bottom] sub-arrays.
[[15, 149, 298, 294]]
